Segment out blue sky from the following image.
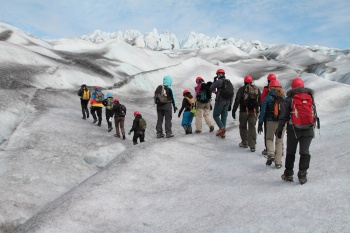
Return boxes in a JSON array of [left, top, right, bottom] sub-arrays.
[[1, 0, 349, 49]]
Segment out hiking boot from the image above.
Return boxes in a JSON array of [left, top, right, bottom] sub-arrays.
[[187, 126, 192, 134], [281, 174, 294, 182], [133, 141, 138, 145], [82, 116, 86, 120], [195, 130, 201, 134], [166, 132, 174, 138], [275, 164, 282, 169], [122, 135, 126, 140], [221, 133, 225, 139], [239, 143, 248, 148], [97, 123, 101, 127], [93, 119, 98, 123], [114, 134, 121, 138], [157, 133, 165, 138], [298, 170, 308, 185], [250, 148, 256, 152], [216, 127, 226, 136], [209, 126, 214, 132], [266, 157, 274, 166], [108, 127, 113, 132]]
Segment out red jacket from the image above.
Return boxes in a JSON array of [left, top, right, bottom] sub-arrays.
[[260, 86, 269, 104]]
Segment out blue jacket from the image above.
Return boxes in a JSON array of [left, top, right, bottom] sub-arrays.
[[259, 90, 285, 124]]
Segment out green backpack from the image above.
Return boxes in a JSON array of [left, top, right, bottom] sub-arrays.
[[139, 118, 147, 130]]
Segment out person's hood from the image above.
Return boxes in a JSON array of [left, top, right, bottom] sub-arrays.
[[107, 93, 113, 98], [163, 75, 173, 86], [267, 89, 276, 97], [286, 87, 314, 97]]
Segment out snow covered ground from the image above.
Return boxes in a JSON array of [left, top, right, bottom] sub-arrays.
[[0, 22, 350, 233]]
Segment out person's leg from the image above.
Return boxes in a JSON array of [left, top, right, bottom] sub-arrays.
[[120, 117, 126, 139], [114, 117, 120, 137], [275, 124, 286, 166], [239, 112, 248, 146], [195, 102, 204, 132], [203, 102, 214, 130], [156, 109, 164, 134], [265, 121, 276, 158], [91, 107, 97, 122], [81, 99, 86, 118], [247, 112, 257, 149], [284, 129, 299, 176], [298, 135, 313, 172], [220, 102, 229, 128], [213, 101, 224, 129], [97, 107, 102, 125], [164, 109, 173, 135]]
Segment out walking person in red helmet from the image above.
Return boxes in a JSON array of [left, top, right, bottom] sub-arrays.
[[258, 80, 286, 168], [232, 75, 261, 152], [277, 78, 319, 184], [260, 73, 277, 156], [128, 111, 146, 145], [209, 69, 234, 139]]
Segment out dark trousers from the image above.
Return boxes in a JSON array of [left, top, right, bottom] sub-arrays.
[[114, 116, 125, 137], [105, 110, 114, 128], [81, 99, 89, 118], [133, 131, 145, 143], [156, 106, 172, 134], [284, 128, 314, 175], [90, 107, 102, 124]]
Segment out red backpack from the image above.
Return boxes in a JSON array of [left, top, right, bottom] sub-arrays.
[[291, 93, 315, 128]]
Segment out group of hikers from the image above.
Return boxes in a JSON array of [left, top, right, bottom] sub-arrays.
[[78, 69, 319, 185]]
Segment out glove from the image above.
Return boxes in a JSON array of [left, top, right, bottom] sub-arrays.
[[128, 131, 131, 135], [228, 105, 232, 112], [275, 128, 283, 139], [257, 123, 263, 134], [178, 113, 181, 118], [210, 105, 212, 111], [174, 107, 178, 113], [232, 111, 236, 119]]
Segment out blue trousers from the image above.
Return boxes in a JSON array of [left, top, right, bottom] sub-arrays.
[[181, 111, 194, 126]]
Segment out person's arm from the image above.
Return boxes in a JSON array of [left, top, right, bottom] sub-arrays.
[[178, 99, 186, 117]]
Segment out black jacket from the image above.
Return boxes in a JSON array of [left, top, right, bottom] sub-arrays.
[[130, 115, 144, 133]]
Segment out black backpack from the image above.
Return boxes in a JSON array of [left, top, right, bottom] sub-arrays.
[[154, 85, 170, 104], [197, 83, 212, 103], [268, 96, 284, 120], [242, 84, 259, 109], [220, 79, 234, 99], [117, 104, 126, 116]]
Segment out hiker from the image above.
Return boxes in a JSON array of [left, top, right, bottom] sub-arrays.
[[112, 98, 126, 140], [194, 77, 214, 133], [277, 78, 318, 185], [128, 111, 146, 145], [258, 80, 286, 169], [178, 90, 194, 134], [102, 93, 114, 132], [260, 73, 277, 156], [209, 69, 234, 139], [154, 75, 177, 138], [77, 83, 90, 119], [232, 75, 261, 152], [90, 86, 105, 126]]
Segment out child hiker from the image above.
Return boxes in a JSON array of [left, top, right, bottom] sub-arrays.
[[178, 89, 195, 134], [128, 111, 147, 145]]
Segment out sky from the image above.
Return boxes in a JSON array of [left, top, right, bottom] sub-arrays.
[[1, 0, 350, 49], [1, 22, 350, 232]]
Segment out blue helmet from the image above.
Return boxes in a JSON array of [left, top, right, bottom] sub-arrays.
[[107, 92, 113, 98]]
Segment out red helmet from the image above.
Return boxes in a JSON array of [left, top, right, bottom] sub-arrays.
[[113, 98, 119, 102], [216, 69, 225, 74], [267, 73, 277, 81], [183, 89, 190, 95], [134, 111, 140, 117], [95, 86, 100, 90], [269, 80, 281, 87], [244, 75, 253, 83], [291, 78, 304, 89], [196, 77, 204, 84]]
